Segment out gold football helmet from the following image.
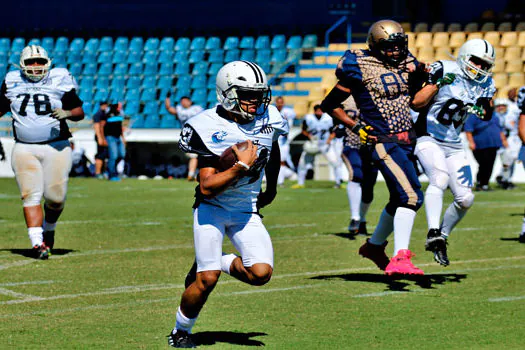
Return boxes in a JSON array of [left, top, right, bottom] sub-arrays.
[[367, 20, 408, 66]]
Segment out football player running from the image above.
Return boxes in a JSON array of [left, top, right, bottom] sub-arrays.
[[321, 19, 427, 276], [412, 38, 496, 265], [0, 45, 84, 259], [167, 61, 288, 348]]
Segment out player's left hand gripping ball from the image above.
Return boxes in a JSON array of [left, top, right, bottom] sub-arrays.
[[351, 124, 376, 144], [51, 108, 72, 120]]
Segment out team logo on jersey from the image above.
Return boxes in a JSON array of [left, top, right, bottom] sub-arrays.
[[458, 165, 473, 187], [211, 131, 228, 143], [260, 124, 274, 134], [180, 126, 193, 149]]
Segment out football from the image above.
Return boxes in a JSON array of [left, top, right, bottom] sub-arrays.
[[217, 140, 251, 171]]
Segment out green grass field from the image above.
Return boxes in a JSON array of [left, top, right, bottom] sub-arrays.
[[1, 178, 524, 349]]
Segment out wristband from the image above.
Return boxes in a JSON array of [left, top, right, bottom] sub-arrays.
[[351, 124, 362, 135], [235, 161, 250, 171]]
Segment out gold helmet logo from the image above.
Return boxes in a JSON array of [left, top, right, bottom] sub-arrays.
[[367, 20, 408, 66]]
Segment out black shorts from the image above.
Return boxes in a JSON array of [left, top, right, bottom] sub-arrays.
[[95, 145, 108, 160]]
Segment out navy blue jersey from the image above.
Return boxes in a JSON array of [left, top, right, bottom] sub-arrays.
[[336, 49, 422, 143]]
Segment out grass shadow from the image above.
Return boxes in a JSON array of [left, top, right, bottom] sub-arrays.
[[0, 248, 76, 258], [310, 272, 467, 291], [500, 237, 520, 241], [193, 331, 267, 347]]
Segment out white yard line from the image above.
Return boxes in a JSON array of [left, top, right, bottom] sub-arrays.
[[488, 295, 525, 302], [0, 280, 55, 287], [0, 288, 43, 301]]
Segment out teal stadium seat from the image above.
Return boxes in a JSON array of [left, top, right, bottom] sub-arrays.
[[271, 49, 287, 63], [82, 102, 93, 118], [111, 76, 126, 90], [80, 76, 94, 90], [223, 37, 239, 50], [109, 88, 125, 101], [224, 49, 240, 62], [94, 88, 109, 102], [208, 62, 222, 75], [191, 89, 207, 106], [258, 62, 270, 74], [240, 49, 255, 61], [125, 88, 140, 101], [79, 88, 94, 102], [112, 50, 127, 64], [113, 63, 128, 75], [125, 100, 140, 115], [69, 38, 84, 52], [129, 37, 144, 52], [158, 51, 173, 64], [128, 62, 143, 75], [190, 37, 206, 51], [144, 115, 160, 128], [97, 51, 112, 64], [189, 50, 204, 64], [286, 35, 302, 49], [207, 89, 216, 104], [130, 115, 145, 128], [142, 51, 157, 64], [126, 76, 141, 89], [158, 76, 172, 89], [174, 51, 189, 63], [96, 76, 110, 89], [206, 75, 215, 89], [255, 49, 271, 64], [175, 62, 190, 76], [255, 36, 270, 50], [270, 35, 286, 49], [160, 37, 174, 51], [143, 62, 158, 75], [302, 34, 317, 49], [140, 87, 157, 101], [191, 75, 207, 89], [159, 63, 173, 76], [145, 38, 160, 51], [0, 38, 10, 52], [192, 62, 208, 76], [127, 51, 142, 64], [0, 53, 7, 64], [99, 37, 113, 52], [84, 38, 99, 52], [41, 37, 54, 53], [54, 37, 69, 52], [82, 51, 97, 64], [160, 115, 178, 128], [239, 36, 254, 49], [143, 101, 159, 115], [142, 76, 157, 89], [8, 52, 19, 64], [67, 51, 82, 64], [97, 63, 113, 76], [205, 37, 221, 51], [175, 37, 190, 51], [68, 62, 82, 76], [28, 38, 41, 47], [208, 49, 224, 63], [11, 38, 25, 52], [287, 49, 302, 62], [52, 52, 66, 66], [114, 37, 129, 52]]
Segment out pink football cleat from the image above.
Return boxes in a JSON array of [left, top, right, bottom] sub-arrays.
[[358, 239, 390, 271], [385, 249, 424, 276]]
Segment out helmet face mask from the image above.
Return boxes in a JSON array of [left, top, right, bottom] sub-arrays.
[[457, 39, 495, 83], [19, 45, 51, 82], [367, 20, 408, 66]]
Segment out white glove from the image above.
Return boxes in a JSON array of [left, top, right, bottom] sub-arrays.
[[51, 108, 72, 120]]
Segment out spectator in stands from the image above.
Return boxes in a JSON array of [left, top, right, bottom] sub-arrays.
[[92, 101, 109, 179], [69, 141, 93, 177], [464, 111, 508, 191], [99, 103, 126, 182], [274, 96, 297, 186], [164, 94, 203, 181]]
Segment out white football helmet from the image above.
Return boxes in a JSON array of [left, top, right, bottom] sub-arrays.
[[457, 39, 495, 83], [216, 61, 271, 121], [19, 45, 51, 82]]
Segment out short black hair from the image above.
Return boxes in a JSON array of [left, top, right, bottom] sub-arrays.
[[99, 101, 108, 106], [180, 96, 191, 101], [313, 104, 322, 111]]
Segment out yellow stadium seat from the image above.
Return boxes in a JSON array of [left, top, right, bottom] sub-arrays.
[[401, 22, 411, 33], [466, 32, 483, 41], [464, 22, 479, 32], [447, 23, 462, 32], [434, 47, 453, 61], [500, 32, 518, 47], [516, 22, 525, 32], [431, 23, 445, 32], [497, 22, 513, 32], [492, 73, 508, 88], [492, 59, 505, 73], [414, 22, 429, 33], [480, 22, 496, 32], [494, 47, 504, 60], [508, 73, 525, 87], [518, 31, 525, 47], [293, 101, 309, 118], [449, 32, 466, 48], [504, 46, 522, 61], [505, 60, 523, 73], [406, 32, 416, 50], [417, 46, 434, 62], [483, 31, 500, 47], [432, 32, 449, 47], [415, 32, 433, 48]]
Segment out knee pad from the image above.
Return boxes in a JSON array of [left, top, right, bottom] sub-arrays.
[[23, 190, 43, 207], [455, 191, 475, 210]]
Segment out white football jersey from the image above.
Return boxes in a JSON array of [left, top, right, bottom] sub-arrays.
[[1, 68, 81, 143], [419, 60, 496, 144], [303, 113, 334, 147], [175, 104, 204, 124], [179, 105, 289, 212], [276, 105, 296, 146]]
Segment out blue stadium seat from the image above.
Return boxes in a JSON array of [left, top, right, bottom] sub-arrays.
[[97, 51, 112, 64], [0, 53, 7, 65], [113, 63, 128, 75], [190, 37, 206, 51], [79, 88, 94, 102], [143, 115, 160, 128], [206, 75, 215, 89], [0, 63, 6, 80], [255, 49, 271, 64], [69, 38, 84, 52], [191, 89, 207, 106], [223, 36, 239, 50], [125, 88, 140, 101], [140, 87, 157, 101], [142, 51, 158, 64], [239, 36, 254, 49], [287, 49, 302, 62], [82, 51, 97, 64], [143, 62, 158, 75], [97, 63, 113, 76], [240, 49, 255, 61], [82, 102, 93, 118], [159, 88, 172, 99], [160, 115, 178, 128], [112, 50, 127, 64], [191, 75, 207, 89], [174, 51, 189, 63], [84, 38, 99, 52], [111, 76, 126, 90], [142, 76, 157, 89], [114, 37, 129, 52], [192, 62, 208, 76], [205, 37, 221, 51], [302, 34, 317, 49], [143, 101, 159, 115], [51, 52, 66, 66], [207, 63, 222, 76], [255, 36, 270, 50], [127, 51, 142, 64], [258, 62, 270, 74], [286, 35, 302, 49], [188, 50, 205, 64], [124, 100, 140, 115], [54, 37, 69, 52], [224, 49, 240, 62], [145, 38, 160, 51], [130, 115, 145, 128], [109, 88, 125, 102], [126, 76, 141, 89], [94, 88, 109, 102], [158, 51, 173, 64], [158, 76, 173, 89], [207, 89, 216, 104], [96, 76, 110, 89], [175, 62, 190, 76], [67, 51, 82, 64], [208, 49, 224, 63], [99, 37, 113, 52], [68, 62, 82, 76], [129, 37, 144, 52], [28, 38, 41, 47], [160, 37, 174, 51], [176, 75, 191, 91], [159, 62, 173, 76], [0, 38, 10, 52], [41, 37, 54, 53], [128, 62, 143, 75], [11, 38, 25, 52], [175, 37, 190, 51], [271, 49, 287, 63], [173, 89, 190, 100], [79, 76, 94, 90], [270, 35, 286, 49]]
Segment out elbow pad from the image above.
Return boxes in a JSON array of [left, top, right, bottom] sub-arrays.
[[320, 87, 350, 113]]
